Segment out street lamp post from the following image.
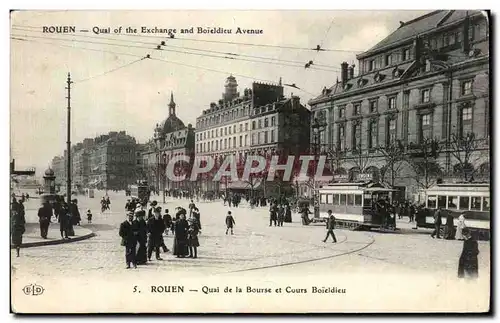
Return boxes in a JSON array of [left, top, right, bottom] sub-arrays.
[[311, 117, 326, 219]]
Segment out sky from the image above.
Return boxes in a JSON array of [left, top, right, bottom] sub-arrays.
[[10, 10, 431, 174]]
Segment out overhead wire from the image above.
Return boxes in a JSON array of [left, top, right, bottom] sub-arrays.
[[12, 24, 365, 53], [12, 32, 341, 72], [11, 36, 318, 96], [12, 26, 343, 70]]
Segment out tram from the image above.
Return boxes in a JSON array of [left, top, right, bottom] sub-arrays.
[[130, 180, 151, 205], [416, 183, 490, 240], [317, 181, 397, 231]]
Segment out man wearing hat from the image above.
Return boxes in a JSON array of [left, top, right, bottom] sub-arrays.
[[147, 206, 166, 261], [135, 209, 148, 265], [323, 210, 337, 243], [148, 201, 158, 220], [119, 211, 139, 269]]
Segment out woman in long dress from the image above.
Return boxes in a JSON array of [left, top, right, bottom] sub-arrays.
[[458, 228, 479, 279], [11, 199, 26, 257], [173, 214, 189, 258]]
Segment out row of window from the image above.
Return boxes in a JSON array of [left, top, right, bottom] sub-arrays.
[[363, 22, 485, 73], [320, 193, 364, 207], [197, 106, 251, 129], [336, 80, 473, 119], [196, 116, 277, 141], [196, 129, 278, 153], [427, 195, 490, 212], [335, 104, 474, 150]]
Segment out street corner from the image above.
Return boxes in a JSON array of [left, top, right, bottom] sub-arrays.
[[11, 223, 96, 249]]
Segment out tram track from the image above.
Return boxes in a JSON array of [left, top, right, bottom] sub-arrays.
[[219, 232, 376, 274]]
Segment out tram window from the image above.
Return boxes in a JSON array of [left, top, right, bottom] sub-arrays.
[[340, 194, 347, 205], [347, 194, 354, 206], [355, 194, 363, 206], [483, 197, 490, 211], [471, 197, 481, 211], [448, 196, 458, 209], [427, 195, 437, 209], [437, 196, 446, 208], [333, 194, 340, 205], [459, 196, 470, 211], [320, 194, 327, 204]]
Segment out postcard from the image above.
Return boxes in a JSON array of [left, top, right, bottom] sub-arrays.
[[10, 9, 491, 313]]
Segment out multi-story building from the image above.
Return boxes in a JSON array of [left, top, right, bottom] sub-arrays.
[[309, 10, 489, 199], [143, 92, 195, 193], [195, 76, 311, 194], [51, 155, 66, 187], [88, 131, 137, 191], [72, 147, 90, 189]]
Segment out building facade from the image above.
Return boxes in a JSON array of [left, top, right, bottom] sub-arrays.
[[142, 92, 195, 193], [309, 10, 490, 200], [195, 76, 311, 195], [51, 155, 66, 187]]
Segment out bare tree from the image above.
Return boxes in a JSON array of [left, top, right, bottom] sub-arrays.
[[406, 138, 442, 189], [377, 140, 406, 186], [325, 144, 345, 175], [449, 132, 485, 182], [350, 143, 373, 175]]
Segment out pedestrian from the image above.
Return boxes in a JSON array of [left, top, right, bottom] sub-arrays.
[[148, 201, 158, 220], [155, 206, 169, 252], [277, 204, 285, 227], [269, 203, 278, 227], [192, 207, 202, 230], [119, 211, 139, 269], [458, 228, 479, 279], [147, 207, 166, 261], [70, 199, 81, 226], [188, 199, 196, 217], [11, 199, 26, 257], [323, 210, 337, 243], [301, 206, 311, 225], [86, 209, 93, 224], [135, 210, 148, 265], [225, 211, 235, 235], [445, 212, 455, 240], [38, 201, 52, 239], [187, 219, 200, 258], [284, 204, 292, 223], [455, 214, 466, 240], [163, 209, 172, 235], [59, 203, 70, 240], [431, 207, 443, 239], [173, 213, 189, 258]]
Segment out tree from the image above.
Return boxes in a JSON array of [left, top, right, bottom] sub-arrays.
[[406, 138, 442, 189], [325, 144, 345, 175], [377, 140, 406, 186], [449, 132, 485, 182], [349, 143, 373, 180]]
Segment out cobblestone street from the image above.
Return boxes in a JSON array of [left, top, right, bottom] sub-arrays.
[[11, 191, 491, 312]]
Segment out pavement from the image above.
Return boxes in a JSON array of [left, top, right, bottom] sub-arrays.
[[10, 189, 491, 313]]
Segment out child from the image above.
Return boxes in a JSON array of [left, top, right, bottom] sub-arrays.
[[225, 211, 235, 235], [187, 219, 200, 258], [86, 209, 92, 224]]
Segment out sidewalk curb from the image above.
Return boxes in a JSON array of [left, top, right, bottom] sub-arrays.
[[11, 232, 96, 249]]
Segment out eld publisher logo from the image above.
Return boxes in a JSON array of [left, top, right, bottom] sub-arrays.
[[22, 284, 44, 296]]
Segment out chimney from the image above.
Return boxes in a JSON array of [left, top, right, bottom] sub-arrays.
[[462, 13, 470, 53], [348, 65, 355, 79], [340, 62, 348, 84]]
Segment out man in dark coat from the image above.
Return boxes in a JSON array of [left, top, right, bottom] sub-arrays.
[[147, 207, 166, 261], [431, 207, 443, 239], [458, 228, 479, 279], [119, 212, 139, 269], [284, 204, 292, 223], [58, 203, 70, 239], [225, 211, 235, 235], [163, 209, 172, 235], [70, 199, 81, 226], [269, 203, 278, 226], [148, 201, 158, 220], [323, 211, 337, 243], [38, 201, 52, 239], [188, 200, 196, 217], [301, 206, 311, 225], [277, 205, 285, 227], [135, 210, 148, 265], [147, 207, 166, 260]]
